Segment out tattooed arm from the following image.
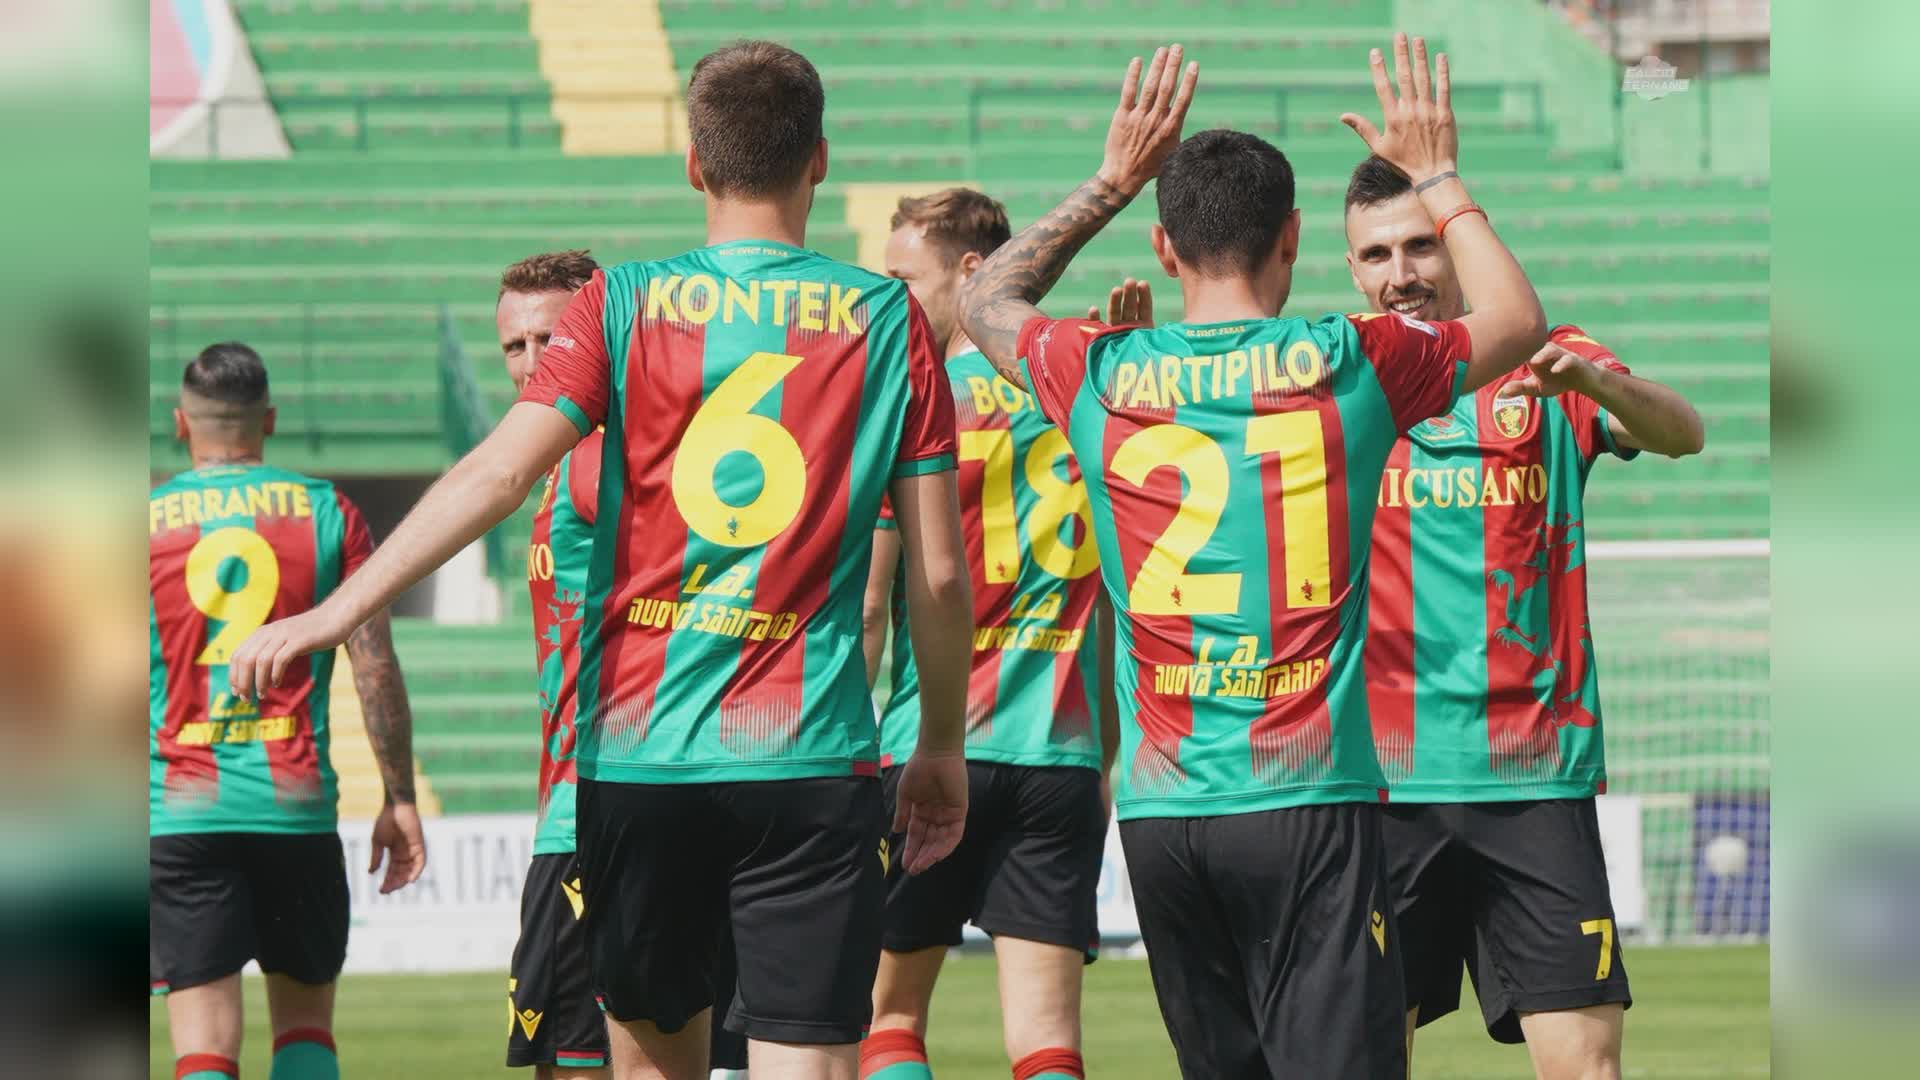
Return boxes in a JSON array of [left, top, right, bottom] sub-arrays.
[[345, 610, 428, 892], [959, 45, 1198, 387]]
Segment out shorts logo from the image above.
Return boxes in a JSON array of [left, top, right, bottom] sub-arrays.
[[507, 977, 543, 1040], [561, 876, 585, 921], [877, 836, 891, 875], [1370, 910, 1387, 956], [1492, 394, 1532, 439]]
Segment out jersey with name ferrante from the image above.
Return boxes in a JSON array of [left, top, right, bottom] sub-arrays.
[[519, 241, 958, 784], [1367, 323, 1638, 802], [875, 347, 1104, 771], [149, 464, 373, 835], [1018, 311, 1470, 820], [525, 430, 602, 853]]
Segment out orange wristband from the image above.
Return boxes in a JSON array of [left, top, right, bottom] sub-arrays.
[[1435, 204, 1488, 239]]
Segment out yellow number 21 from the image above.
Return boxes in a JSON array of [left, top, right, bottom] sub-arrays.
[[1108, 413, 1331, 618]]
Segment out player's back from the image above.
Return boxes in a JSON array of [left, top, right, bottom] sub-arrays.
[[1021, 310, 1468, 819], [878, 348, 1104, 769], [148, 464, 372, 834], [523, 240, 955, 783]]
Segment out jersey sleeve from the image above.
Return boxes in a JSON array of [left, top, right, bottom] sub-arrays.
[[336, 491, 375, 577], [566, 429, 605, 525], [518, 270, 611, 435], [876, 495, 898, 532], [1346, 311, 1474, 432], [894, 294, 959, 478], [1549, 325, 1641, 463], [1016, 316, 1133, 428]]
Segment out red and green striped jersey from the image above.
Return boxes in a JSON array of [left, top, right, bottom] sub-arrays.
[[1018, 311, 1470, 820], [517, 240, 958, 783], [1367, 324, 1638, 802], [874, 348, 1105, 771], [525, 430, 602, 853], [149, 464, 373, 835]]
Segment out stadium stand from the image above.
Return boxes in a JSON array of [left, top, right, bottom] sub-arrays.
[[149, 0, 1768, 940]]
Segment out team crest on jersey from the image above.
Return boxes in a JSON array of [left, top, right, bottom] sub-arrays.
[[1492, 394, 1532, 439]]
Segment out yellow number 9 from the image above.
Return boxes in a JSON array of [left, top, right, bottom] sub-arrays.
[[186, 526, 282, 665], [672, 351, 808, 548]]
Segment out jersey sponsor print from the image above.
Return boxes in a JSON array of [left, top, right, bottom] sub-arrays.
[[875, 348, 1104, 771], [1367, 325, 1638, 801], [149, 465, 373, 834], [518, 241, 958, 783], [526, 430, 602, 853], [1017, 311, 1471, 820]]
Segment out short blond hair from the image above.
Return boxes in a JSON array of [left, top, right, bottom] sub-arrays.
[[890, 188, 1011, 263], [499, 249, 599, 299]]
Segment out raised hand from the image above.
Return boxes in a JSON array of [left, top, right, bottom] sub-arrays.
[[1087, 277, 1155, 326], [1339, 33, 1457, 185], [1098, 44, 1201, 197]]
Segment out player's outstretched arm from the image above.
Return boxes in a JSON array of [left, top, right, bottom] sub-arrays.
[[1341, 34, 1546, 392], [863, 527, 901, 689], [887, 469, 973, 875], [228, 403, 582, 700], [1509, 341, 1707, 457], [344, 611, 428, 893], [960, 45, 1198, 387]]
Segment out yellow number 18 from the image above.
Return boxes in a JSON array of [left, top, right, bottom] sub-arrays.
[[1108, 413, 1331, 618], [958, 427, 1098, 584]]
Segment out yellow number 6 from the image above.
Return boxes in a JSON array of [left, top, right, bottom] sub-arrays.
[[671, 351, 808, 548]]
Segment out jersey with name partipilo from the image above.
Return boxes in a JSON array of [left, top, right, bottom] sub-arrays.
[[875, 348, 1104, 771], [1018, 311, 1470, 820], [149, 465, 373, 835], [525, 430, 602, 853], [518, 241, 958, 784], [1367, 324, 1638, 802]]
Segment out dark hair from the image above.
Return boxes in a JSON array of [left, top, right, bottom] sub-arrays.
[[1155, 129, 1296, 275], [499, 249, 599, 299], [182, 342, 268, 406], [891, 188, 1011, 262], [686, 40, 825, 198], [1344, 155, 1414, 210]]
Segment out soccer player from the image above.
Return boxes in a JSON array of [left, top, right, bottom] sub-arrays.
[[858, 190, 1118, 1080], [150, 343, 426, 1080], [228, 41, 973, 1080], [959, 38, 1556, 1077], [495, 250, 752, 1080], [1344, 154, 1704, 1080]]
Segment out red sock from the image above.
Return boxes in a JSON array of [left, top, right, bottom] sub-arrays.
[[1012, 1047, 1085, 1080], [175, 1053, 239, 1079], [860, 1028, 930, 1077], [272, 1027, 336, 1054]]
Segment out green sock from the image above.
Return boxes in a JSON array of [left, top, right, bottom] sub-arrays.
[[269, 1029, 338, 1080], [174, 1053, 238, 1079]]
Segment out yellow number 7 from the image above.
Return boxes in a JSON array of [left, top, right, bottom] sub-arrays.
[[1580, 918, 1615, 980]]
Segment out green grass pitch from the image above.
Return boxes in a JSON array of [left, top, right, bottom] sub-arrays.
[[151, 945, 1766, 1078]]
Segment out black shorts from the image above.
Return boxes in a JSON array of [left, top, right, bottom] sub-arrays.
[[507, 852, 608, 1070], [880, 761, 1102, 959], [1121, 803, 1405, 1080], [575, 775, 885, 1046], [149, 832, 349, 993], [1383, 798, 1633, 1043]]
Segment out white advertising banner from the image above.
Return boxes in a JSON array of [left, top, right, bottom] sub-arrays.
[[337, 796, 1646, 973]]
